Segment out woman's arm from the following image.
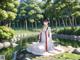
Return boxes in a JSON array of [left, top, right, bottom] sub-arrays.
[[48, 27, 52, 40]]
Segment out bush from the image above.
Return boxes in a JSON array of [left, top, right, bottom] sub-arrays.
[[0, 26, 15, 41], [56, 27, 80, 36]]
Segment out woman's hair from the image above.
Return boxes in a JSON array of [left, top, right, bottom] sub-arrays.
[[43, 19, 49, 22]]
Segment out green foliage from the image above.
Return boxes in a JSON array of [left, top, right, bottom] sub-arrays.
[[56, 27, 80, 35], [27, 35, 38, 43], [13, 1, 20, 7], [55, 38, 80, 47], [17, 0, 43, 22], [0, 0, 19, 21], [44, 0, 80, 27], [0, 47, 14, 60], [7, 12, 16, 20], [0, 9, 8, 20], [6, 2, 15, 9], [32, 53, 80, 60], [12, 8, 18, 13], [0, 26, 15, 41], [28, 10, 36, 15]]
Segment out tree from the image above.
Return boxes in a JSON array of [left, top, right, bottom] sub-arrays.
[[17, 0, 43, 29], [0, 0, 19, 26], [44, 0, 80, 28]]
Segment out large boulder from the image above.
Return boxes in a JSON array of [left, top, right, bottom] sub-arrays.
[[3, 42, 10, 48], [0, 43, 4, 49], [72, 48, 80, 54]]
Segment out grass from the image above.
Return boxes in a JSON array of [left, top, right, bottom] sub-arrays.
[[0, 47, 14, 60], [15, 29, 39, 36], [32, 53, 80, 60]]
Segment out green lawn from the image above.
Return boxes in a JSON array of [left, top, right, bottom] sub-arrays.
[[15, 30, 39, 36], [32, 53, 80, 60]]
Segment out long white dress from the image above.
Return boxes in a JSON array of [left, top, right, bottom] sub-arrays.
[[27, 27, 64, 56]]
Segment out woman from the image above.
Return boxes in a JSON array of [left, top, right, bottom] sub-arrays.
[[27, 19, 63, 56]]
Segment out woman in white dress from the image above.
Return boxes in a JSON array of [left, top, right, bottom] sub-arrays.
[[27, 19, 64, 56]]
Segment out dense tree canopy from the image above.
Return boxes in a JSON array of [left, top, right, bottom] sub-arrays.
[[0, 0, 80, 28], [17, 0, 43, 22], [16, 0, 44, 29], [0, 0, 19, 25], [43, 0, 80, 27]]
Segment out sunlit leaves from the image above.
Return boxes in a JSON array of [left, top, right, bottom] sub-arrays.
[[72, 11, 80, 16], [12, 8, 18, 13], [73, 5, 80, 9], [17, 0, 43, 22], [28, 10, 36, 15], [29, 19, 35, 23], [36, 14, 43, 19], [20, 10, 26, 14], [7, 12, 16, 20], [0, 9, 8, 20], [0, 0, 19, 21], [6, 2, 15, 9], [13, 1, 20, 7]]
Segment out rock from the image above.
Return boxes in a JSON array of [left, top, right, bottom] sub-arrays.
[[67, 46, 75, 53], [0, 43, 4, 49], [12, 43, 18, 47], [14, 38, 18, 42], [11, 39, 15, 43], [3, 42, 10, 48], [16, 49, 27, 60], [25, 58, 31, 60], [72, 48, 80, 54], [13, 51, 17, 60]]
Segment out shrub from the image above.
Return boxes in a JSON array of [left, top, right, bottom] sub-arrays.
[[0, 26, 15, 41], [74, 28, 80, 35], [56, 27, 80, 36]]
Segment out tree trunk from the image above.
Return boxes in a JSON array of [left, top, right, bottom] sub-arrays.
[[32, 23, 33, 29], [25, 20, 27, 30], [72, 16, 74, 27], [69, 17, 72, 27], [58, 18, 61, 27], [55, 20, 58, 30], [65, 18, 68, 26], [8, 21, 11, 27], [52, 20, 54, 28], [17, 21, 19, 29], [74, 17, 77, 26], [35, 21, 37, 29], [62, 17, 65, 27]]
